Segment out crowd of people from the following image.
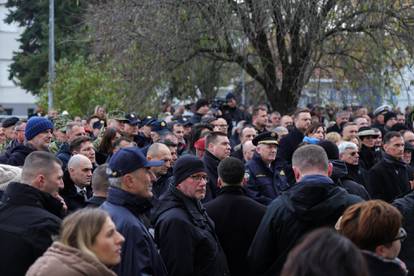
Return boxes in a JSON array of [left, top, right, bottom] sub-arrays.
[[0, 93, 414, 276]]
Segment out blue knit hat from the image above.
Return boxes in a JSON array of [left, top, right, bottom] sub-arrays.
[[25, 117, 54, 141]]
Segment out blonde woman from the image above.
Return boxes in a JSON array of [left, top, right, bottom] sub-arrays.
[[27, 209, 124, 276]]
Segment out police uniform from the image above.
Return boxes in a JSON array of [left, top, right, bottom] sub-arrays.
[[245, 132, 289, 204]]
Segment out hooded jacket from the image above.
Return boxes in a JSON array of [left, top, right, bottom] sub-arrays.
[[26, 242, 116, 276], [153, 185, 230, 276], [0, 182, 62, 276], [100, 187, 167, 276], [330, 160, 370, 200], [248, 175, 362, 276]]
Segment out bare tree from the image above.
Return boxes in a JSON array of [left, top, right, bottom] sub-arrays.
[[87, 0, 414, 113]]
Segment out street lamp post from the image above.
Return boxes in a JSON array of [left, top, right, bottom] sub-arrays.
[[48, 0, 55, 110]]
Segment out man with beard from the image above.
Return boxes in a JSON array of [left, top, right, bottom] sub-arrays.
[[0, 116, 54, 166]]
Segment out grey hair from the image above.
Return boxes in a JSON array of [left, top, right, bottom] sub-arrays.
[[338, 142, 358, 154], [108, 177, 122, 188]]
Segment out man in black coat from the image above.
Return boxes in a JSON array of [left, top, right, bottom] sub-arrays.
[[153, 155, 229, 276], [0, 116, 54, 166], [146, 143, 173, 199], [202, 131, 231, 202], [276, 108, 312, 183], [248, 144, 362, 276], [0, 152, 64, 276], [205, 157, 266, 276], [86, 164, 110, 207], [60, 154, 93, 212], [367, 131, 411, 202]]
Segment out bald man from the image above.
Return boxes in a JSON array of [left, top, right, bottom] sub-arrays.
[[147, 143, 173, 199], [60, 154, 93, 213]]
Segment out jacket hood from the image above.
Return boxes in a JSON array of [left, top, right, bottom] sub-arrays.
[[282, 175, 351, 223], [330, 159, 348, 183]]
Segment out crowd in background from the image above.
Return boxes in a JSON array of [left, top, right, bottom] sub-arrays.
[[0, 93, 414, 276]]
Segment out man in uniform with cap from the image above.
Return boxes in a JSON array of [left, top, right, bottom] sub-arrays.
[[122, 113, 141, 140], [245, 131, 289, 204], [0, 116, 54, 166], [153, 155, 230, 276], [135, 116, 154, 148], [101, 147, 167, 276], [0, 116, 19, 152], [372, 104, 391, 134]]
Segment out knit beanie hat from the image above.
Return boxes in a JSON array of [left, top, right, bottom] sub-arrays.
[[318, 140, 339, 160], [173, 155, 205, 185], [25, 116, 54, 141], [0, 164, 22, 191]]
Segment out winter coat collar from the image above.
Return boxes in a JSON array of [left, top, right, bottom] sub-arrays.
[[106, 187, 153, 217], [3, 182, 63, 218]]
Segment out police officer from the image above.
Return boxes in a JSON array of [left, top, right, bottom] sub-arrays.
[[245, 131, 289, 204]]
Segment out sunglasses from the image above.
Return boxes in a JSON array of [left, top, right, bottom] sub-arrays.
[[349, 151, 359, 156], [390, 228, 407, 243]]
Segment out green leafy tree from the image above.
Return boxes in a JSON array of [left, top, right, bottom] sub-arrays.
[[38, 56, 124, 117], [5, 0, 88, 94]]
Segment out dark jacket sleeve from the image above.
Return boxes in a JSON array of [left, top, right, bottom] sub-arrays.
[[393, 190, 414, 217], [247, 203, 280, 275], [366, 167, 386, 200], [157, 218, 196, 276]]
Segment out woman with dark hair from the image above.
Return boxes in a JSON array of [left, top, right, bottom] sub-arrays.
[[302, 122, 325, 144], [95, 128, 120, 164], [27, 208, 124, 276], [281, 228, 369, 276], [339, 200, 408, 276]]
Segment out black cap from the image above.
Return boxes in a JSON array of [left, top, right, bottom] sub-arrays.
[[2, 117, 19, 128], [252, 131, 278, 146], [125, 113, 141, 126], [150, 120, 169, 134]]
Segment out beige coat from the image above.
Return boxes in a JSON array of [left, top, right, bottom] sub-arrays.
[[26, 242, 116, 276]]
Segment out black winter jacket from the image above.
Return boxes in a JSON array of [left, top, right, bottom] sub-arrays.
[[330, 160, 370, 200], [393, 191, 414, 276], [205, 186, 266, 276], [367, 154, 411, 202], [153, 185, 230, 276], [0, 182, 62, 276], [362, 250, 407, 276], [202, 150, 221, 202], [0, 144, 35, 166], [60, 170, 92, 213], [248, 175, 362, 276]]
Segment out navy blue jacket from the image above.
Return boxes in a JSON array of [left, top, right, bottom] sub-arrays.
[[153, 185, 229, 276], [56, 143, 71, 170], [101, 187, 167, 276], [248, 175, 362, 276], [245, 152, 289, 204]]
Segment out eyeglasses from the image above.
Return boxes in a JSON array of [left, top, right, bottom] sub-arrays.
[[349, 151, 359, 156], [190, 175, 209, 182], [390, 228, 407, 243]]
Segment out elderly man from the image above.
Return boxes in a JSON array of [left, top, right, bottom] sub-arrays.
[[202, 131, 231, 202], [146, 143, 173, 199], [245, 132, 289, 204], [101, 147, 167, 276], [367, 131, 411, 202], [153, 155, 229, 276], [338, 141, 366, 186], [248, 145, 361, 276], [56, 121, 86, 168], [231, 125, 257, 161], [0, 152, 64, 276], [326, 110, 350, 134], [60, 154, 93, 212], [0, 116, 54, 166]]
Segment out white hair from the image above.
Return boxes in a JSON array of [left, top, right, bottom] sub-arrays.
[[338, 141, 358, 154]]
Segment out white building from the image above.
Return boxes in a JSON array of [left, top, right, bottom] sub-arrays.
[[0, 0, 36, 116]]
